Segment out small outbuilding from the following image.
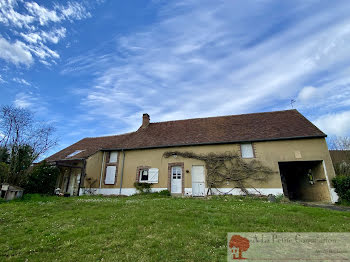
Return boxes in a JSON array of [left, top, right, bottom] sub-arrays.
[[0, 183, 24, 201]]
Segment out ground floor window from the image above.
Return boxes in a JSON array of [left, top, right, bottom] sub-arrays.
[[137, 166, 159, 183], [139, 169, 149, 183], [172, 166, 182, 179], [105, 166, 116, 185]]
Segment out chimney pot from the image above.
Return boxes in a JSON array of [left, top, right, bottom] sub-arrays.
[[142, 113, 150, 128]]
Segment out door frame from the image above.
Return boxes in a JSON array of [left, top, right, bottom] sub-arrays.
[[168, 162, 184, 195]]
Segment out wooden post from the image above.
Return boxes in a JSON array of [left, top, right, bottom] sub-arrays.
[[66, 168, 72, 193], [77, 159, 86, 196]]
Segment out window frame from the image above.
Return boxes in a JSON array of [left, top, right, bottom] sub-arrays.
[[139, 168, 149, 183], [109, 151, 118, 163], [240, 143, 255, 159], [66, 150, 84, 158], [103, 151, 119, 185], [105, 166, 117, 185], [171, 166, 182, 180]]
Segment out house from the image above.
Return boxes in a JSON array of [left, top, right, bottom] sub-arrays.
[[47, 110, 338, 203]]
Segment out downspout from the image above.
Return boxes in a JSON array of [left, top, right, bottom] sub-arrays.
[[99, 151, 106, 191], [119, 149, 125, 195]]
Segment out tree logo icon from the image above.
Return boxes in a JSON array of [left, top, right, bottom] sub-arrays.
[[229, 235, 250, 260]]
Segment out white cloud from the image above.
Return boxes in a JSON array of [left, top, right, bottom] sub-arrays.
[[0, 74, 5, 83], [41, 27, 66, 44], [14, 92, 36, 108], [13, 92, 49, 118], [0, 37, 33, 66], [61, 1, 350, 137], [0, 1, 90, 28], [25, 2, 60, 25], [0, 0, 34, 28], [12, 77, 30, 86], [293, 66, 350, 113], [314, 111, 350, 137], [20, 32, 41, 43], [39, 59, 50, 66], [0, 0, 91, 66], [58, 2, 91, 21], [297, 86, 318, 102]]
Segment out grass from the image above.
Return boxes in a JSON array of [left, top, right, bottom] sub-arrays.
[[1, 194, 350, 262], [336, 199, 350, 206]]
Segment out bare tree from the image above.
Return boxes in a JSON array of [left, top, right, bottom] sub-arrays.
[[0, 105, 57, 184], [328, 136, 350, 150], [328, 136, 350, 177]]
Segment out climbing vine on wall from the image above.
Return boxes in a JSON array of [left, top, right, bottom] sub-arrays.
[[163, 151, 275, 195]]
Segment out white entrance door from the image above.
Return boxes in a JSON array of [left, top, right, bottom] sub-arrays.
[[171, 166, 182, 194], [192, 165, 205, 196]]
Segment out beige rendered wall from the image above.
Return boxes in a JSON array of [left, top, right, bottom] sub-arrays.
[[81, 137, 336, 193], [85, 151, 103, 188]]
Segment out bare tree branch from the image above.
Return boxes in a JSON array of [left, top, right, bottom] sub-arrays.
[[163, 151, 275, 195], [328, 136, 350, 150], [0, 105, 57, 185]]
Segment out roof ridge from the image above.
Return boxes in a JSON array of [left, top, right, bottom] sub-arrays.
[[150, 109, 298, 125]]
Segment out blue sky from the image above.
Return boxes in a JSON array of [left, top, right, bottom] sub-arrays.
[[1, 0, 350, 157]]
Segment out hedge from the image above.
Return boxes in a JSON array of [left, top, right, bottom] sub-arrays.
[[332, 176, 350, 202]]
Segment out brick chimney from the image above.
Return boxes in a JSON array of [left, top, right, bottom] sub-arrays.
[[142, 113, 150, 128]]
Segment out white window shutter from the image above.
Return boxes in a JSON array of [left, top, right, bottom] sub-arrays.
[[241, 143, 254, 158], [148, 168, 159, 183], [109, 151, 118, 163], [105, 166, 116, 184]]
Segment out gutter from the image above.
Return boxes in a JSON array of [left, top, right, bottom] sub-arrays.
[[119, 149, 126, 195]]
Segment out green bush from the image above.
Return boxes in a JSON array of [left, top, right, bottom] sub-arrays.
[[20, 193, 56, 202], [133, 182, 153, 194], [23, 161, 59, 195], [275, 194, 285, 203], [332, 176, 350, 202], [158, 190, 171, 196], [334, 162, 350, 177]]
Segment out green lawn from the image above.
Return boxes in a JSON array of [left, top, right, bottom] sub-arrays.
[[1, 194, 349, 262]]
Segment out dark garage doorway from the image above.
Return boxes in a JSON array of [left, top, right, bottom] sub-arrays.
[[278, 161, 331, 202]]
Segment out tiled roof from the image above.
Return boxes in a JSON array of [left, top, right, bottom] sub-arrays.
[[46, 133, 133, 161], [46, 109, 326, 161]]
